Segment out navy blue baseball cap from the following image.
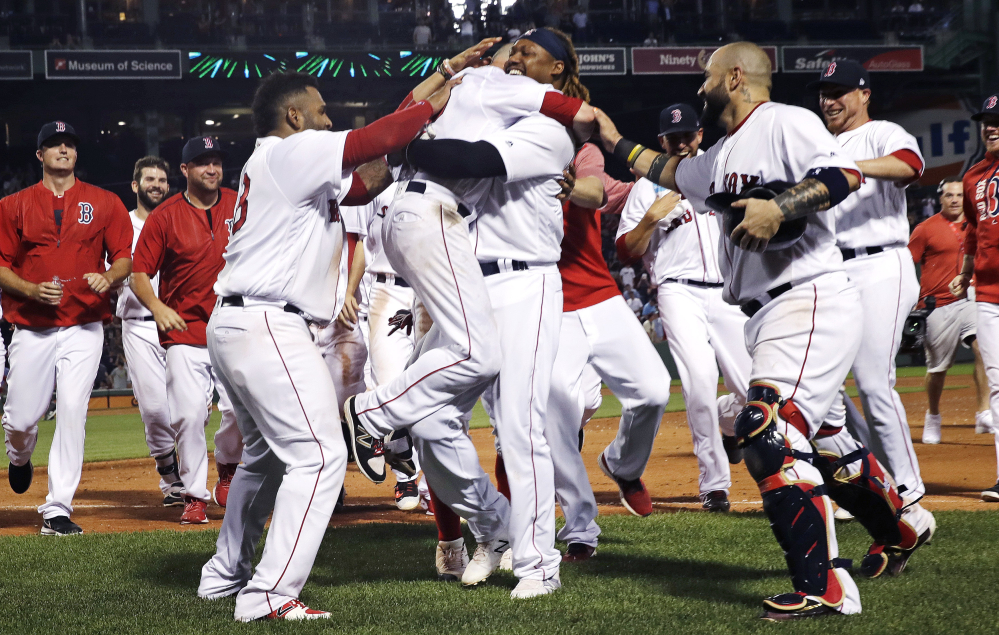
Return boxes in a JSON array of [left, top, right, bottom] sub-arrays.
[[807, 59, 870, 90], [181, 136, 228, 164], [659, 103, 701, 136], [37, 121, 80, 149], [972, 94, 999, 122]]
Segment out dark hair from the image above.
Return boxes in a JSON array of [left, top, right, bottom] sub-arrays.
[[251, 72, 319, 137], [133, 156, 170, 183], [938, 175, 961, 193], [546, 28, 590, 103]]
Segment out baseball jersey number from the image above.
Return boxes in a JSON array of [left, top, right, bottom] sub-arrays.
[[232, 174, 250, 234]]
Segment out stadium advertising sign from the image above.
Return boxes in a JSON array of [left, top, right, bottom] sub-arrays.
[[577, 48, 626, 76], [782, 46, 923, 73], [884, 96, 980, 185], [45, 50, 182, 79], [0, 51, 33, 80], [632, 46, 777, 75]]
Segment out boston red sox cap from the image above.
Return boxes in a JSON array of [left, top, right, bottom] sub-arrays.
[[971, 93, 999, 122], [181, 136, 228, 164], [37, 121, 81, 149], [659, 103, 701, 136], [807, 59, 870, 90]]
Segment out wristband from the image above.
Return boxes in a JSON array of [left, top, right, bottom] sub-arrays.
[[613, 138, 646, 168], [647, 153, 669, 185], [436, 60, 454, 80], [442, 58, 456, 76]]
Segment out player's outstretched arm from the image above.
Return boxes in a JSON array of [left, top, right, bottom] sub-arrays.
[[406, 138, 507, 179], [593, 108, 681, 191], [569, 175, 605, 208], [855, 155, 919, 182], [407, 37, 501, 104], [0, 267, 63, 305]]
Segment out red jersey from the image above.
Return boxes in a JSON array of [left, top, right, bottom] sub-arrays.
[[558, 143, 635, 312], [908, 212, 967, 309], [963, 152, 999, 304], [0, 180, 131, 328], [132, 189, 237, 347]]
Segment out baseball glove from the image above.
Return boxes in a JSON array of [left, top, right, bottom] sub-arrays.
[[704, 181, 808, 251]]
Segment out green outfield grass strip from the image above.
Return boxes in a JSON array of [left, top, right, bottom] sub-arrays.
[[0, 511, 995, 634]]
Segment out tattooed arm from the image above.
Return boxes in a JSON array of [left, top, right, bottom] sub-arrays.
[[729, 169, 860, 252]]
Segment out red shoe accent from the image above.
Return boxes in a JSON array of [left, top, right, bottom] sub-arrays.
[[180, 496, 208, 525], [599, 453, 652, 517], [264, 599, 330, 620], [429, 486, 462, 542], [213, 462, 238, 508]]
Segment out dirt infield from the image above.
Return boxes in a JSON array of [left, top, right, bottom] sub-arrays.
[[1, 376, 996, 536]]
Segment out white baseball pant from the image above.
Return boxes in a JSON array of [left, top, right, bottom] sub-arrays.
[[657, 283, 752, 495], [121, 318, 174, 493], [546, 295, 671, 548], [481, 267, 563, 582], [746, 271, 863, 614], [313, 320, 367, 415], [2, 321, 103, 520], [200, 305, 348, 620], [580, 364, 603, 424], [828, 250, 924, 501], [974, 301, 999, 478], [165, 345, 242, 503]]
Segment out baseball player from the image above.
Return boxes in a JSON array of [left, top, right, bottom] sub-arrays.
[[595, 42, 934, 620], [1, 121, 132, 535], [344, 33, 593, 598], [197, 71, 455, 621], [118, 156, 183, 505], [909, 176, 993, 442], [131, 137, 244, 524], [950, 93, 999, 502], [812, 60, 929, 507], [616, 103, 752, 514]]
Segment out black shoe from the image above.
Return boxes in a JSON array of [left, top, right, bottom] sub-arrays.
[[562, 543, 596, 562], [722, 435, 743, 464], [162, 482, 185, 507], [982, 480, 999, 502], [700, 490, 730, 512], [578, 429, 585, 452], [41, 516, 83, 536], [334, 486, 346, 513], [343, 396, 386, 484], [384, 430, 418, 478], [9, 460, 33, 494], [760, 593, 838, 622]]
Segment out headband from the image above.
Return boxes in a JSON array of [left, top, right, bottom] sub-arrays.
[[517, 29, 570, 64]]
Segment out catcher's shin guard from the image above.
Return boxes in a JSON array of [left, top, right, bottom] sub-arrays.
[[735, 383, 846, 611]]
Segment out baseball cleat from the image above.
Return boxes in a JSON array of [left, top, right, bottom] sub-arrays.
[[562, 543, 596, 562], [498, 548, 513, 571], [462, 538, 511, 587], [334, 486, 346, 513], [180, 496, 209, 525], [8, 459, 32, 494], [860, 512, 936, 578], [833, 506, 855, 522], [41, 515, 82, 536], [436, 538, 469, 582], [721, 435, 743, 464], [213, 461, 238, 508], [700, 490, 730, 512], [384, 430, 418, 478], [510, 572, 561, 599], [251, 599, 330, 621], [982, 480, 999, 502], [343, 396, 386, 484], [162, 482, 185, 507], [760, 593, 839, 621], [395, 480, 421, 511], [975, 411, 994, 434], [599, 452, 652, 517], [922, 411, 941, 444]]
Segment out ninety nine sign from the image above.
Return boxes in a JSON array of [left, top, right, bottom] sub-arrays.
[[45, 50, 182, 79], [632, 46, 778, 75], [0, 51, 33, 80], [577, 48, 627, 76], [782, 46, 923, 73]]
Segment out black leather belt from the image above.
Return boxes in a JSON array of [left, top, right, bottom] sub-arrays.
[[840, 246, 884, 261], [740, 282, 793, 318], [375, 273, 410, 287], [221, 295, 304, 315], [480, 261, 529, 277], [406, 181, 471, 218], [664, 278, 724, 289], [127, 315, 156, 322]]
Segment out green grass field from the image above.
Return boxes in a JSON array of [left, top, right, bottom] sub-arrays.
[[0, 510, 996, 634], [2, 364, 974, 469]]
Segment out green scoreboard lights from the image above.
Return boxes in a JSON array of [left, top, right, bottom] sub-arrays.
[[187, 51, 449, 80]]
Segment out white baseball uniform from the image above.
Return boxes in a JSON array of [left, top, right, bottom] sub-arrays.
[[675, 101, 866, 613], [199, 130, 354, 620], [617, 173, 752, 497], [826, 120, 926, 502], [117, 210, 173, 494]]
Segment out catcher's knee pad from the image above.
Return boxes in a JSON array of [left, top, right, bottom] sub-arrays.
[[815, 433, 915, 549], [734, 383, 804, 483]]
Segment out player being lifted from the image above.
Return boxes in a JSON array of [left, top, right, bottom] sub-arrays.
[[595, 42, 934, 620]]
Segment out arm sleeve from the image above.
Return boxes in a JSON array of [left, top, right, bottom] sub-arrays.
[[340, 174, 372, 207], [484, 115, 574, 183], [407, 139, 508, 179], [102, 195, 133, 263], [132, 211, 168, 277], [342, 101, 435, 169], [0, 197, 21, 270], [880, 122, 924, 185], [674, 146, 718, 211], [539, 92, 584, 128], [779, 108, 861, 183], [907, 223, 926, 264]]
